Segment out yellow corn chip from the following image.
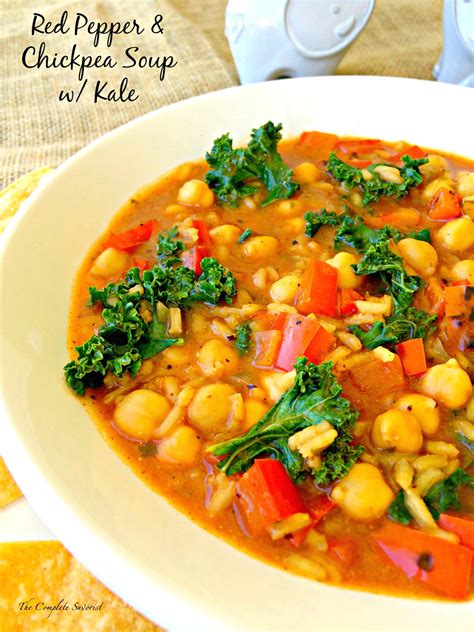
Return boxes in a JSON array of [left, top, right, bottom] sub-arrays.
[[0, 167, 52, 234], [0, 541, 162, 630], [0, 457, 22, 508]]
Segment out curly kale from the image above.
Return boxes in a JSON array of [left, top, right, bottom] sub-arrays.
[[326, 152, 428, 206], [234, 322, 252, 356], [65, 228, 237, 395], [205, 121, 299, 207], [388, 468, 474, 524], [208, 359, 362, 486]]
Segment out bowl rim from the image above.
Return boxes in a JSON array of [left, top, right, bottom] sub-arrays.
[[1, 76, 474, 631]]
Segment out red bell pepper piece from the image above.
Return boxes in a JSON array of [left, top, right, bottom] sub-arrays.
[[182, 245, 209, 275], [328, 537, 358, 568], [192, 219, 212, 246], [339, 288, 362, 316], [444, 285, 467, 318], [306, 495, 336, 524], [336, 139, 383, 156], [438, 514, 474, 552], [274, 314, 320, 371], [372, 522, 473, 600], [396, 338, 427, 376], [403, 145, 427, 159], [274, 314, 336, 371], [429, 188, 462, 220], [295, 260, 338, 317], [235, 459, 305, 536], [298, 132, 339, 159], [253, 330, 283, 368], [132, 256, 151, 273], [104, 219, 157, 252], [304, 325, 336, 365]]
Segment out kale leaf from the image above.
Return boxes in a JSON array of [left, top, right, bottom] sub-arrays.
[[425, 467, 474, 520], [387, 490, 412, 525], [326, 153, 427, 206], [208, 359, 362, 485], [349, 306, 437, 350], [386, 468, 474, 524], [205, 122, 299, 207], [305, 208, 431, 251], [234, 322, 252, 356], [351, 229, 423, 312], [65, 228, 237, 395]]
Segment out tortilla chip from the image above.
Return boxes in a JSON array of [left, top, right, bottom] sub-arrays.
[[0, 457, 22, 508], [0, 167, 52, 234], [0, 541, 162, 630]]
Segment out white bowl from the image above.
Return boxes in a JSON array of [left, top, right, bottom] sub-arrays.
[[1, 77, 473, 631]]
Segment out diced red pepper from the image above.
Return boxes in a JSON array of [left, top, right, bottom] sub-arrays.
[[235, 459, 305, 536], [132, 256, 152, 273], [444, 285, 466, 318], [274, 314, 336, 371], [396, 338, 427, 376], [429, 189, 462, 220], [182, 245, 209, 275], [104, 219, 157, 252], [304, 325, 336, 364], [274, 314, 321, 371], [298, 131, 338, 159], [192, 219, 212, 246], [438, 514, 474, 552], [295, 260, 338, 317], [253, 330, 283, 368], [372, 522, 473, 600], [339, 288, 363, 316], [404, 145, 427, 159], [306, 495, 336, 524], [328, 537, 358, 568], [336, 139, 383, 156]]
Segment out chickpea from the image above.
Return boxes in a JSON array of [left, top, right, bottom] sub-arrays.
[[397, 238, 438, 277], [269, 274, 300, 304], [161, 345, 191, 367], [437, 216, 474, 252], [157, 425, 201, 464], [458, 172, 474, 198], [187, 383, 236, 436], [244, 399, 269, 429], [198, 339, 240, 378], [90, 247, 130, 277], [114, 389, 171, 441], [420, 155, 447, 178], [421, 358, 472, 409], [293, 162, 321, 184], [209, 224, 241, 245], [277, 200, 302, 216], [393, 394, 440, 436], [331, 463, 394, 522], [371, 409, 423, 453], [177, 179, 214, 208], [326, 252, 361, 289], [243, 235, 279, 259], [451, 259, 474, 284]]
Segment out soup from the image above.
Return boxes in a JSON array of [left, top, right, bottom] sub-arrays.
[[65, 124, 474, 601]]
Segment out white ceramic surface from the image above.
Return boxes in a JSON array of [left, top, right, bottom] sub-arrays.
[[1, 77, 473, 631]]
